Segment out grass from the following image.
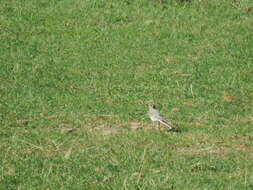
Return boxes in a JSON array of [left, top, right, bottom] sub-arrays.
[[1, 0, 253, 189]]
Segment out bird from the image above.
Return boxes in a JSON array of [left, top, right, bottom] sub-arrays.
[[148, 104, 173, 130]]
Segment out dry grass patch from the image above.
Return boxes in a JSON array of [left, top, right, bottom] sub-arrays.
[[91, 121, 153, 135]]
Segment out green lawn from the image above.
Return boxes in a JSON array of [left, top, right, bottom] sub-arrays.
[[1, 0, 253, 189]]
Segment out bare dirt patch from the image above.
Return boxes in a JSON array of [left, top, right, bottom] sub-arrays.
[[90, 121, 153, 135]]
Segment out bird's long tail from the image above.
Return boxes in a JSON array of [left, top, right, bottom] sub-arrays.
[[159, 119, 173, 130]]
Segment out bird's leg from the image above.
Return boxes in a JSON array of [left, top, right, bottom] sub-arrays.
[[158, 121, 162, 130], [154, 121, 160, 130]]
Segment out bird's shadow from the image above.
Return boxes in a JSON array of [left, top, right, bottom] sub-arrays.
[[168, 128, 182, 133]]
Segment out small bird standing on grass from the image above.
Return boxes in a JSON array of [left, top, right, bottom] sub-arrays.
[[148, 104, 173, 130]]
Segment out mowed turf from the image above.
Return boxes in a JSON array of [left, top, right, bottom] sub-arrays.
[[0, 0, 253, 189]]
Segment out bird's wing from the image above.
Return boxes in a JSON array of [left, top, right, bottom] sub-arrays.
[[158, 118, 173, 130]]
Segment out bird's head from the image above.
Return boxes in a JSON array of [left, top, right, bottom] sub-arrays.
[[148, 104, 156, 109]]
